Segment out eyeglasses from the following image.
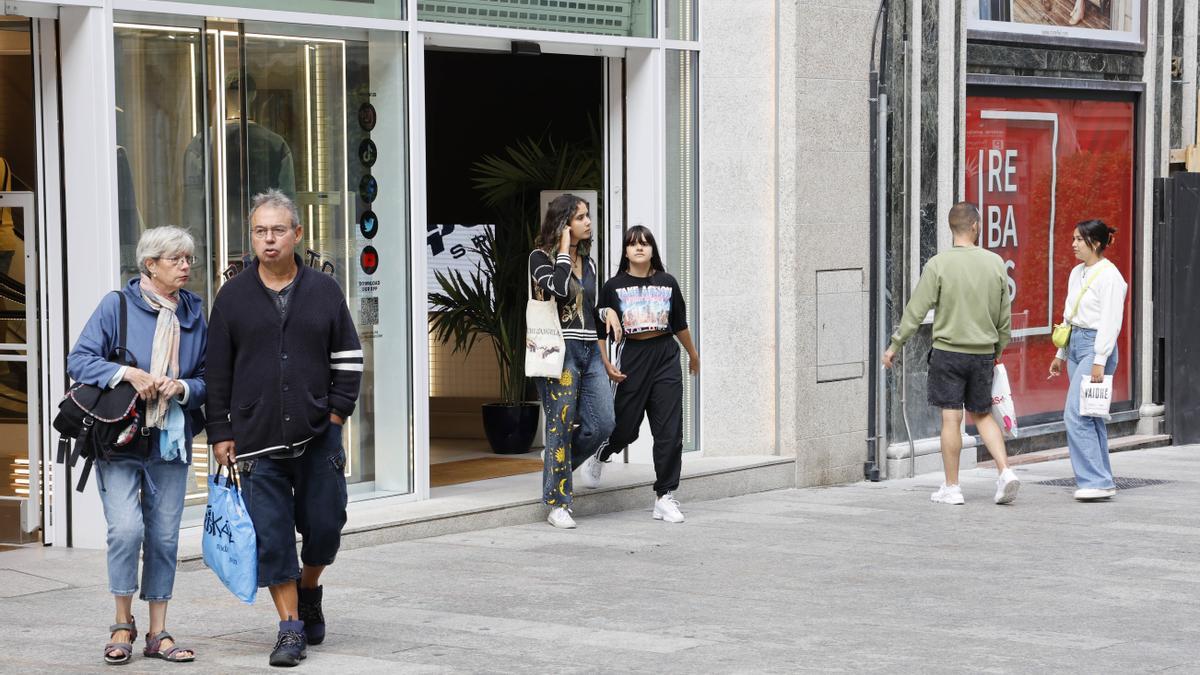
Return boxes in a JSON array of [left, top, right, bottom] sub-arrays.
[[251, 225, 294, 239], [158, 255, 197, 266]]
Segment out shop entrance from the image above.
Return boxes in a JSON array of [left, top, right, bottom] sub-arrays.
[[424, 48, 606, 487], [0, 17, 42, 546]]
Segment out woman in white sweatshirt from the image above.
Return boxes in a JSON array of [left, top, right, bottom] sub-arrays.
[[1048, 219, 1127, 501]]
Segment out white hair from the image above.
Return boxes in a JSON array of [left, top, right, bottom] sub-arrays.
[[249, 189, 301, 230], [136, 226, 196, 276]]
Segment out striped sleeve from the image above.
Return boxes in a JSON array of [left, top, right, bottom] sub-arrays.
[[328, 292, 363, 418], [529, 249, 571, 298]]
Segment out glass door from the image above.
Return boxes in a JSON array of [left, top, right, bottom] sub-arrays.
[[115, 15, 413, 507], [214, 24, 373, 486], [0, 191, 40, 544], [1, 16, 41, 544]]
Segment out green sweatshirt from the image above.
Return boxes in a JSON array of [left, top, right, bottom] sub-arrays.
[[889, 246, 1012, 357]]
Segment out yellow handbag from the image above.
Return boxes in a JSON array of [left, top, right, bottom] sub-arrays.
[[1051, 322, 1072, 349], [1052, 261, 1111, 349]]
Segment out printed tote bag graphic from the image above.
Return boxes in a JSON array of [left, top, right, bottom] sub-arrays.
[[525, 276, 566, 379], [202, 467, 258, 604]]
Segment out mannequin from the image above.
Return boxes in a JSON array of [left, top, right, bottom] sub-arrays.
[[182, 72, 296, 260]]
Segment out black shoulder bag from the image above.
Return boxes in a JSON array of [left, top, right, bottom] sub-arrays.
[[53, 291, 147, 491]]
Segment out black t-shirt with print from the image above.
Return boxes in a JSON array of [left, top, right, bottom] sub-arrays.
[[598, 270, 688, 340]]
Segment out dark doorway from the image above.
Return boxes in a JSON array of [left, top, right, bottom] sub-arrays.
[[424, 48, 604, 483], [424, 50, 603, 224]]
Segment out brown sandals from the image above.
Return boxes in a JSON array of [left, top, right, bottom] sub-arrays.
[[143, 631, 196, 663], [104, 619, 137, 665]]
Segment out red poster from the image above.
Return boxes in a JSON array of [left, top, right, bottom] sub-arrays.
[[966, 95, 1135, 419]]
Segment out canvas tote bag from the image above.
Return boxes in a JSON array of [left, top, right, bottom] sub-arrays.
[[525, 274, 566, 379]]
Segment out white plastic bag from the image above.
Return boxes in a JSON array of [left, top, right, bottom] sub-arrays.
[[1079, 375, 1114, 419], [990, 364, 1019, 438]]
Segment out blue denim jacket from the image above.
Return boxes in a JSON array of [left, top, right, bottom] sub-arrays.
[[66, 278, 208, 463]]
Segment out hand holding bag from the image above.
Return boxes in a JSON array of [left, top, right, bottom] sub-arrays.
[[202, 465, 258, 604], [1052, 261, 1112, 349], [524, 274, 566, 379], [990, 363, 1019, 439], [1079, 375, 1114, 420]]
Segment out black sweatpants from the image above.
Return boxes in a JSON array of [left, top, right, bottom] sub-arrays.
[[601, 333, 683, 496]]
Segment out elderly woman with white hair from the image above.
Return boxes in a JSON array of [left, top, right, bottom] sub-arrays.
[[67, 225, 207, 665]]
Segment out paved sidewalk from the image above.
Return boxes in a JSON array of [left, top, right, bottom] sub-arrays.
[[2, 446, 1198, 673]]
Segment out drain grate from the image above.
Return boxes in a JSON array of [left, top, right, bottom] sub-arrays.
[[1034, 477, 1174, 490]]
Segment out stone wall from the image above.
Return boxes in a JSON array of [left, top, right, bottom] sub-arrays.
[[696, 0, 780, 457]]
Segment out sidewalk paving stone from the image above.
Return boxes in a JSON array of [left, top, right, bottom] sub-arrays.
[[0, 445, 1197, 672]]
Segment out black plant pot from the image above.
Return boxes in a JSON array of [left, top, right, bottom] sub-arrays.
[[481, 402, 540, 455]]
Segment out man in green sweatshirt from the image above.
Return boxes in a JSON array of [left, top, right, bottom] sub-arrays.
[[882, 202, 1020, 506]]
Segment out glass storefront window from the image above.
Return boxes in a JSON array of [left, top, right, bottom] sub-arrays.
[[666, 0, 695, 41], [966, 94, 1135, 422], [115, 19, 412, 505], [150, 1, 405, 21], [665, 49, 698, 451], [418, 0, 655, 38], [114, 23, 208, 301], [0, 19, 36, 510]]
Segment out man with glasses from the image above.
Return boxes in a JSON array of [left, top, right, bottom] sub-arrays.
[[206, 189, 362, 667]]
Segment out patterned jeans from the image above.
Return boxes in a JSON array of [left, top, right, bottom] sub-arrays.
[[535, 339, 615, 506]]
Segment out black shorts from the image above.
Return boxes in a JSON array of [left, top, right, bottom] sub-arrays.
[[927, 348, 995, 414], [238, 424, 349, 587]]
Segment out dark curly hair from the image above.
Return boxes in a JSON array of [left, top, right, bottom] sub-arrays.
[[536, 193, 591, 258]]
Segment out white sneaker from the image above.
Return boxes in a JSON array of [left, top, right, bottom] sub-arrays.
[[547, 506, 577, 529], [652, 493, 685, 523], [578, 454, 604, 489], [930, 484, 965, 505], [994, 468, 1021, 505], [1074, 487, 1117, 501]]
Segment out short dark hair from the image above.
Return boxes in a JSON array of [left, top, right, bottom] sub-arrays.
[[618, 225, 666, 275], [948, 202, 980, 234], [1076, 218, 1118, 253]]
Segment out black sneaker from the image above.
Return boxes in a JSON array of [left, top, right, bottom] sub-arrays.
[[269, 620, 307, 667], [297, 584, 326, 645]]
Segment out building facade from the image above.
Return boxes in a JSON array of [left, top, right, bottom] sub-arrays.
[[878, 0, 1198, 475], [0, 0, 1195, 548]]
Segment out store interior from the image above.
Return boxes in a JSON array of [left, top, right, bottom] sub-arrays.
[[424, 48, 604, 486], [0, 17, 35, 546]]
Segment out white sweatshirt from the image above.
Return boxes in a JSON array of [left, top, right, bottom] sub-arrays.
[[1055, 260, 1128, 366]]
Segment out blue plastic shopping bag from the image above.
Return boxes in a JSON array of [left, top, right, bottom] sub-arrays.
[[202, 467, 258, 604]]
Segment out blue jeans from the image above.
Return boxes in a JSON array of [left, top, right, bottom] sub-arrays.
[[96, 454, 191, 600], [1064, 327, 1118, 489], [535, 340, 616, 506]]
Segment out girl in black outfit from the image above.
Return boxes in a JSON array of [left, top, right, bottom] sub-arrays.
[[588, 226, 700, 523]]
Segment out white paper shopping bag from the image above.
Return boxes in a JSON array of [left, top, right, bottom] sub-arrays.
[[990, 364, 1019, 438], [1079, 375, 1114, 419]]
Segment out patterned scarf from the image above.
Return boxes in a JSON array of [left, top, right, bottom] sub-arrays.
[[140, 276, 181, 429]]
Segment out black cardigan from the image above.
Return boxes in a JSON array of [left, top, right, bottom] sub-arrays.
[[205, 255, 363, 460]]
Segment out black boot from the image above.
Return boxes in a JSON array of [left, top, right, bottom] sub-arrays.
[[297, 584, 326, 645]]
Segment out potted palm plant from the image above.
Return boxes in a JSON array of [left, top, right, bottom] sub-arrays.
[[428, 134, 600, 454]]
